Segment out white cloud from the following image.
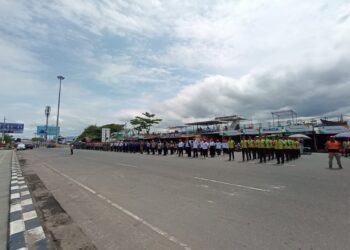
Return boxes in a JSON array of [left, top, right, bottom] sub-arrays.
[[1, 0, 350, 138]]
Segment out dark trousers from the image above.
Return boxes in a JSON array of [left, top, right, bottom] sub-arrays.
[[247, 148, 252, 160], [252, 148, 257, 159], [203, 149, 208, 158], [259, 148, 266, 163], [163, 147, 168, 155], [228, 148, 234, 161], [193, 148, 198, 158], [178, 148, 183, 157], [70, 149, 73, 155], [210, 146, 216, 157], [242, 148, 247, 161], [276, 150, 284, 164], [186, 147, 191, 157]]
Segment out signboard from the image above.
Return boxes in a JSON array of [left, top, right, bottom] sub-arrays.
[[0, 123, 24, 133], [222, 130, 241, 136], [260, 127, 284, 134], [285, 125, 313, 133], [101, 128, 111, 142], [316, 126, 349, 134], [242, 128, 259, 135], [37, 126, 60, 136]]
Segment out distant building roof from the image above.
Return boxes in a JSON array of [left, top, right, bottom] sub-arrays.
[[215, 115, 246, 122], [185, 120, 225, 126]]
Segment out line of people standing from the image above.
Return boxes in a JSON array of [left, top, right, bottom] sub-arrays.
[[240, 136, 301, 164], [105, 136, 302, 165]]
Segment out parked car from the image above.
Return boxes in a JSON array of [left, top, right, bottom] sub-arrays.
[[17, 143, 26, 150], [25, 143, 34, 149]]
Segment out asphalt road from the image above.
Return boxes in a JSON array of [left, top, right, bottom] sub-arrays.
[[19, 148, 350, 250]]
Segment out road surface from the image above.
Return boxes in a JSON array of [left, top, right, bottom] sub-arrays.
[[19, 148, 350, 250]]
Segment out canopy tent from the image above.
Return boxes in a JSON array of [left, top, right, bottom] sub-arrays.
[[334, 132, 350, 138], [289, 134, 311, 139]]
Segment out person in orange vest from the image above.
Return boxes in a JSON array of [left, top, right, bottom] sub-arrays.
[[325, 136, 343, 169]]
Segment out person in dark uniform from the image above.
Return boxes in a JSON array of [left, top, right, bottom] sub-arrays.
[[70, 144, 74, 155]]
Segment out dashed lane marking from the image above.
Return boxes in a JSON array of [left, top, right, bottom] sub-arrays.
[[194, 177, 271, 192], [41, 162, 192, 250], [118, 163, 139, 168]]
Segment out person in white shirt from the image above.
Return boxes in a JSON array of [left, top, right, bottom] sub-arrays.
[[201, 140, 209, 158], [192, 139, 199, 158], [222, 140, 228, 155], [178, 140, 184, 157], [215, 140, 222, 156], [209, 139, 216, 158]]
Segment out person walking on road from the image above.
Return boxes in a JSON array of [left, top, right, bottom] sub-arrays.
[[70, 144, 74, 155], [325, 136, 343, 169]]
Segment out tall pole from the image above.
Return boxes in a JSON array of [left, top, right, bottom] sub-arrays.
[[56, 76, 64, 144], [45, 106, 51, 142], [1, 116, 5, 143]]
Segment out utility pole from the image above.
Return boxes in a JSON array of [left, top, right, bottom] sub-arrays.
[[1, 116, 5, 143], [45, 106, 51, 142], [56, 76, 64, 144]]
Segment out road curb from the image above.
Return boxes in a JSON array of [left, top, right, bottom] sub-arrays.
[[8, 152, 48, 250]]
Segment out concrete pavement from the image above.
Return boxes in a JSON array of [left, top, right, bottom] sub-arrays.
[[0, 150, 11, 250], [19, 148, 350, 250]]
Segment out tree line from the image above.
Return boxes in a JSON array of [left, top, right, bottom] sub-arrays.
[[77, 112, 162, 142]]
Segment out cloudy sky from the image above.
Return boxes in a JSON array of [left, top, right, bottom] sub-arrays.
[[1, 0, 350, 137]]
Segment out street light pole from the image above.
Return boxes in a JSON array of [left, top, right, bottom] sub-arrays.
[[56, 76, 64, 144]]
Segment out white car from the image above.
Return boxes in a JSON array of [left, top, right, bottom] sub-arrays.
[[17, 143, 26, 150]]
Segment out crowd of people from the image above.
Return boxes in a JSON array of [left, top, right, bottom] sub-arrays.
[[77, 135, 304, 165]]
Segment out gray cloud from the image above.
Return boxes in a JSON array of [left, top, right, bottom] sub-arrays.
[[152, 58, 350, 126]]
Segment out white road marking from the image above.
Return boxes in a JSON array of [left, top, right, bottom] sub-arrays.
[[23, 211, 38, 221], [221, 191, 237, 196], [25, 226, 46, 242], [271, 186, 286, 190], [194, 177, 270, 192], [207, 200, 214, 203], [118, 163, 138, 168], [21, 190, 30, 196], [11, 193, 20, 200], [42, 162, 191, 250], [11, 185, 19, 190], [10, 220, 25, 235], [10, 204, 22, 213], [21, 199, 33, 206]]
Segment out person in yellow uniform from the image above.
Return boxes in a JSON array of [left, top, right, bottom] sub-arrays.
[[247, 136, 253, 161], [270, 137, 275, 160], [266, 136, 271, 161], [255, 136, 261, 161], [252, 137, 258, 160], [241, 136, 248, 162], [275, 136, 285, 164], [259, 136, 266, 163], [227, 137, 235, 161]]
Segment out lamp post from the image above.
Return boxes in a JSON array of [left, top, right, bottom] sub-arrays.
[[56, 76, 64, 144]]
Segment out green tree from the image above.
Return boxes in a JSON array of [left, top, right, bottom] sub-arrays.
[[77, 124, 124, 142], [130, 112, 162, 134], [0, 134, 13, 144]]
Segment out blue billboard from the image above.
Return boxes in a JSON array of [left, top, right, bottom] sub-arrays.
[[37, 126, 60, 136], [0, 123, 24, 133]]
